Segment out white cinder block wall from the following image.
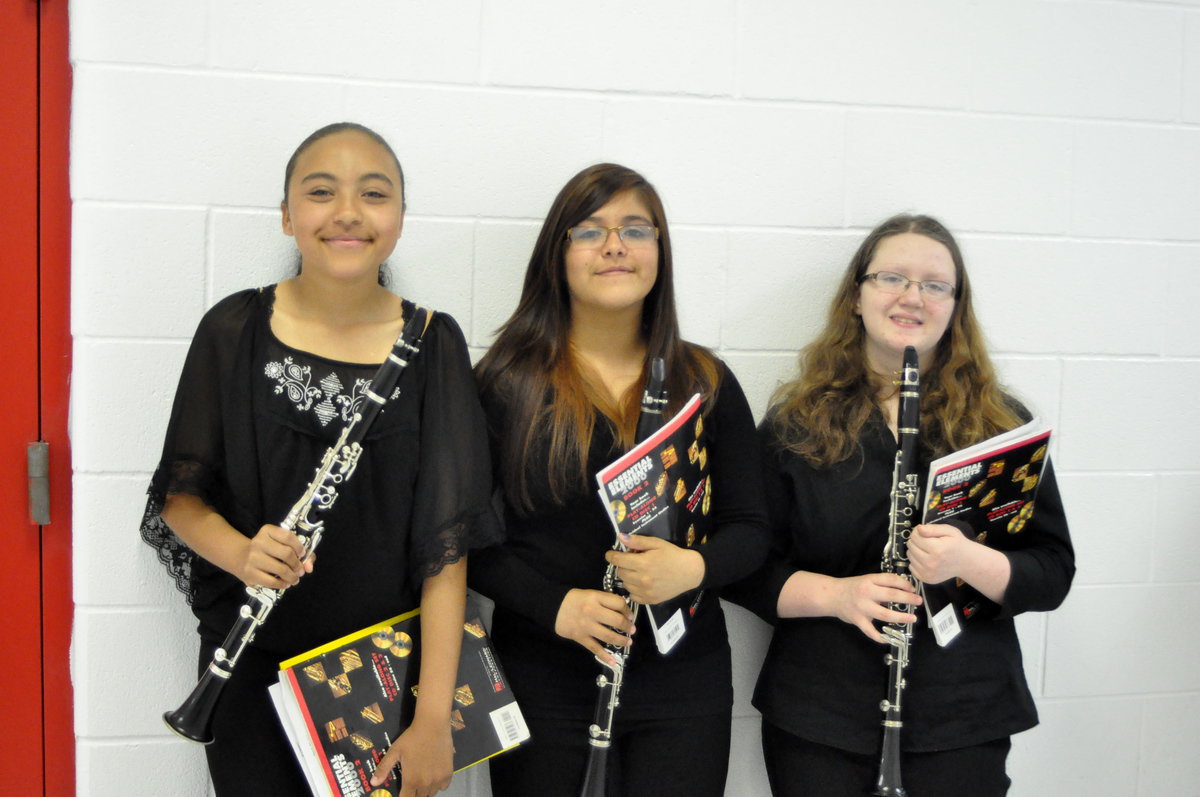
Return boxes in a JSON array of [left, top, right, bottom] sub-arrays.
[[69, 1, 1200, 795]]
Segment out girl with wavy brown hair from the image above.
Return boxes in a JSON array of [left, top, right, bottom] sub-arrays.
[[471, 163, 769, 796], [728, 214, 1074, 795]]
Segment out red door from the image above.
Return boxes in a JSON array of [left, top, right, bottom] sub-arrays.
[[0, 0, 74, 791]]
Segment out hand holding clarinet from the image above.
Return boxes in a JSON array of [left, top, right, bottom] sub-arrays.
[[161, 307, 430, 745]]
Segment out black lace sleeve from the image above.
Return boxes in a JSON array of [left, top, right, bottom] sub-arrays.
[[407, 312, 499, 583], [140, 290, 257, 603]]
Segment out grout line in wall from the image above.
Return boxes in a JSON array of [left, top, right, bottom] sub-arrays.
[[73, 61, 1200, 133], [78, 735, 211, 746], [67, 197, 1200, 246]]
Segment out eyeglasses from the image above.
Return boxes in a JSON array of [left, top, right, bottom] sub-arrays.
[[565, 225, 659, 248], [860, 271, 956, 301]]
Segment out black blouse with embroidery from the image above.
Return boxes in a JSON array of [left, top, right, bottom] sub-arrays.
[[140, 286, 496, 657]]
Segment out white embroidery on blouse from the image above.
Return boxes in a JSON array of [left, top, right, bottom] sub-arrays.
[[264, 357, 320, 411], [265, 360, 403, 426]]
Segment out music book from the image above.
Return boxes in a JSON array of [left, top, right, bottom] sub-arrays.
[[595, 393, 711, 654], [269, 596, 530, 796], [919, 417, 1053, 647]]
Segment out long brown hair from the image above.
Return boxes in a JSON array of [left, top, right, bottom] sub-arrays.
[[476, 163, 720, 513], [767, 213, 1021, 467]]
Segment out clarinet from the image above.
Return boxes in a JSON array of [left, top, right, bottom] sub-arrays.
[[162, 306, 431, 744], [579, 357, 668, 797], [874, 345, 921, 796]]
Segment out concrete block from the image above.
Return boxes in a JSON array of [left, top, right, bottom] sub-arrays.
[[1152, 473, 1200, 584], [965, 237, 1163, 357], [722, 600, 771, 719], [1057, 473, 1154, 586], [1008, 697, 1141, 796], [727, 714, 770, 795], [1185, 12, 1200, 124], [73, 204, 208, 339], [604, 99, 845, 227], [343, 85, 605, 219], [991, 356, 1062, 432], [722, 230, 860, 351], [72, 339, 190, 475], [1163, 244, 1200, 357], [71, 0, 207, 66], [483, 0, 735, 96], [969, 1, 1180, 121], [74, 607, 199, 737], [719, 353, 802, 425], [471, 221, 541, 349], [1044, 585, 1200, 697], [672, 228, 727, 350], [72, 67, 341, 207], [738, 0, 970, 109], [210, 209, 296, 302], [78, 739, 209, 797], [1059, 360, 1200, 472], [209, 0, 481, 85], [1140, 694, 1200, 796], [390, 217, 477, 333], [74, 474, 187, 607], [847, 111, 1073, 235], [1072, 122, 1200, 242]]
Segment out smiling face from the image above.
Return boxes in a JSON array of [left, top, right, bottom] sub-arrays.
[[281, 129, 405, 283], [563, 190, 660, 320], [855, 232, 957, 373]]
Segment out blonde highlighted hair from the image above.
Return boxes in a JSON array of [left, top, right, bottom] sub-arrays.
[[476, 164, 720, 514]]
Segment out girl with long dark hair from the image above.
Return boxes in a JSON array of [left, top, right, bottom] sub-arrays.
[[471, 163, 770, 796]]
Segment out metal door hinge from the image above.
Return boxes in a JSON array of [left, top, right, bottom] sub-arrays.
[[28, 441, 49, 525]]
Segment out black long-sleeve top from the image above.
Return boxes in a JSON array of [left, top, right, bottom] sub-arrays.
[[140, 287, 496, 656], [469, 363, 770, 721], [726, 406, 1074, 754]]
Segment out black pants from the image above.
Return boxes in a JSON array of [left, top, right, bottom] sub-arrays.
[[489, 709, 732, 797], [761, 719, 1011, 797], [197, 638, 310, 796]]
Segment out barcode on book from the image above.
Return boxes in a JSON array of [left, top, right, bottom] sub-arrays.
[[931, 604, 962, 647], [489, 702, 530, 748], [655, 608, 685, 654]]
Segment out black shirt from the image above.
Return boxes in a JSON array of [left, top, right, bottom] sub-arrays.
[[726, 408, 1075, 754], [141, 286, 497, 657], [469, 363, 770, 720]]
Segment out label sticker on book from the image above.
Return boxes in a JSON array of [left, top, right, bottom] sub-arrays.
[[490, 702, 531, 749], [652, 608, 686, 654], [929, 603, 962, 647]]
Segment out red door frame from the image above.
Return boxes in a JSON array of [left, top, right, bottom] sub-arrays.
[[40, 0, 75, 790], [0, 0, 73, 791], [0, 0, 45, 786]]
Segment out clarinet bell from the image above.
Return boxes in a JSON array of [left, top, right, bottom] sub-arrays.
[[162, 669, 224, 744]]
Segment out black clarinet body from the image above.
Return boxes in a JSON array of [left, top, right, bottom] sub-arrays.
[[579, 357, 667, 797], [162, 307, 431, 744], [873, 345, 921, 796]]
